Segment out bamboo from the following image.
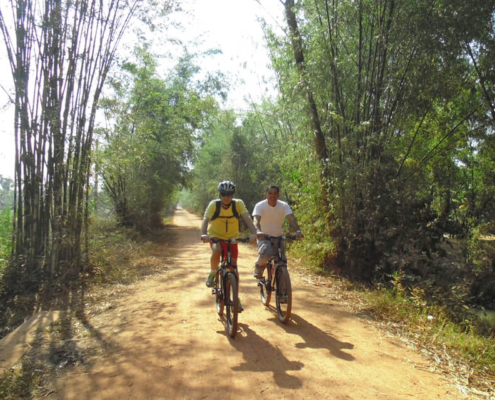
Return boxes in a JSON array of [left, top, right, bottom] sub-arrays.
[[0, 0, 139, 291]]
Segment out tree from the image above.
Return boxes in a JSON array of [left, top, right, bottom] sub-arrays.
[[282, 0, 333, 231], [267, 0, 495, 278], [0, 0, 139, 291], [100, 49, 219, 230]]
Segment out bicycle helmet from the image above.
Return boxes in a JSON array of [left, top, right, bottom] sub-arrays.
[[218, 180, 236, 195]]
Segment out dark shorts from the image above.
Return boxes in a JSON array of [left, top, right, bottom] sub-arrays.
[[210, 239, 239, 259]]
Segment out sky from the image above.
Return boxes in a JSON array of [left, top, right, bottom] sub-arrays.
[[0, 0, 285, 180]]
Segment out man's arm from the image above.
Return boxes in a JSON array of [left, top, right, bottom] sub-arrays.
[[201, 217, 210, 242], [286, 214, 303, 239], [254, 215, 262, 232], [241, 212, 258, 234], [241, 212, 258, 243]]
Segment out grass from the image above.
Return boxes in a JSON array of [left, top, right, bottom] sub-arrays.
[[0, 359, 49, 400], [0, 215, 171, 339], [0, 206, 13, 281], [362, 287, 495, 390], [87, 216, 172, 285]]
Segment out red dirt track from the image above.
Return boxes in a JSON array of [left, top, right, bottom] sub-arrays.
[[43, 207, 459, 399]]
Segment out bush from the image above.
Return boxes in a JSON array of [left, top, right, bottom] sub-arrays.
[[86, 216, 164, 285], [468, 223, 495, 309]]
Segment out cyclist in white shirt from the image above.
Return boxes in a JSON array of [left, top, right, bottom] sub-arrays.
[[252, 185, 303, 278]]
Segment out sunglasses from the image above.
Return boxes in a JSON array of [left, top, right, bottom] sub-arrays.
[[220, 192, 234, 197]]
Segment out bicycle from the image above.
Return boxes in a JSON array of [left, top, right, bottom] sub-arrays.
[[257, 235, 297, 324], [211, 237, 249, 338]]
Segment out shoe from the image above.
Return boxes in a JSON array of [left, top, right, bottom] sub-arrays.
[[237, 298, 244, 312], [205, 271, 216, 287], [253, 265, 263, 279]]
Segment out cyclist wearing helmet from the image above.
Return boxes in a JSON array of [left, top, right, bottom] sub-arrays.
[[201, 181, 258, 312]]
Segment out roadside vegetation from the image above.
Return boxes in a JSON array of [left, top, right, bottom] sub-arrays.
[[361, 276, 495, 392], [0, 176, 14, 284], [0, 206, 12, 283], [0, 215, 172, 399]]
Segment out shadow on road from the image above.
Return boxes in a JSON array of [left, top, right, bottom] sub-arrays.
[[230, 323, 304, 389], [274, 313, 355, 361]]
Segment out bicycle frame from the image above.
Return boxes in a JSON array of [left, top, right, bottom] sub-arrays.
[[211, 237, 248, 272], [262, 234, 295, 278], [258, 235, 296, 324], [210, 237, 249, 338]]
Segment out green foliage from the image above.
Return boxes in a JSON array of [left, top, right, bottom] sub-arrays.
[[0, 178, 14, 290], [0, 359, 47, 400], [99, 48, 219, 230], [185, 107, 287, 214], [468, 223, 495, 273], [277, 144, 334, 265], [0, 206, 12, 283], [467, 224, 495, 308], [258, 0, 495, 282]]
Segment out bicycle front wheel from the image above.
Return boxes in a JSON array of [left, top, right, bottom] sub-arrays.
[[225, 272, 238, 338], [275, 266, 292, 324], [216, 270, 224, 316]]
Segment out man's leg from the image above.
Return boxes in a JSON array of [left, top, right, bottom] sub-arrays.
[[254, 239, 271, 278], [210, 242, 222, 270], [254, 259, 268, 278], [206, 242, 222, 287]]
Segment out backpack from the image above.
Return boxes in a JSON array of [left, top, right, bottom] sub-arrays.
[[211, 199, 240, 232]]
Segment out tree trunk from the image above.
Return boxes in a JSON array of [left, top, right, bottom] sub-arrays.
[[283, 0, 335, 231]]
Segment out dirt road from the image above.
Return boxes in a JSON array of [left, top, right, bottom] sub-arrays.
[[46, 208, 460, 399]]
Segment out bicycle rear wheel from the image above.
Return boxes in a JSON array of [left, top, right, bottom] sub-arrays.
[[259, 265, 271, 306], [275, 266, 292, 324], [225, 272, 238, 338]]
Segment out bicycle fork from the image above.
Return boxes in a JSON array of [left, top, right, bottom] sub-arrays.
[[258, 263, 274, 289], [212, 268, 222, 296], [212, 266, 235, 296]]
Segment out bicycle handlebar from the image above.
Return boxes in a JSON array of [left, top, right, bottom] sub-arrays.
[[262, 234, 298, 240], [211, 237, 250, 244]]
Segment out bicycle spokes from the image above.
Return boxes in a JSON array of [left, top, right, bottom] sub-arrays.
[[225, 272, 238, 338], [259, 275, 271, 306], [276, 267, 292, 324]]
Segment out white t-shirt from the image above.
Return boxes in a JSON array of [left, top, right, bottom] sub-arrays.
[[252, 199, 293, 236]]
